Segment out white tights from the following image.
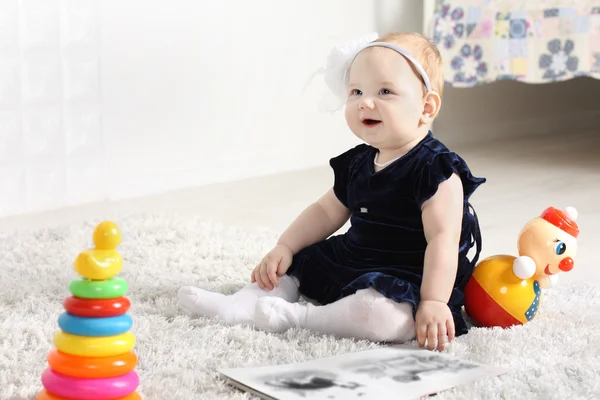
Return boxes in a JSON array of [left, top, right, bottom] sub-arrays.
[[178, 276, 415, 343], [177, 275, 300, 326]]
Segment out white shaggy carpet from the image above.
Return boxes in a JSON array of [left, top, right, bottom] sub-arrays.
[[1, 213, 599, 400]]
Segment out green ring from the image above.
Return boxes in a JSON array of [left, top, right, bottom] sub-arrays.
[[68, 277, 129, 299]]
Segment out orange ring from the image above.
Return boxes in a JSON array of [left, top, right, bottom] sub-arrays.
[[47, 348, 138, 378], [37, 389, 142, 400]]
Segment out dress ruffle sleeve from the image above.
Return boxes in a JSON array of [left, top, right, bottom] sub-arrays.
[[414, 151, 486, 208]]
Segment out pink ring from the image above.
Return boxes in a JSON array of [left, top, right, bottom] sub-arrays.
[[41, 368, 139, 400]]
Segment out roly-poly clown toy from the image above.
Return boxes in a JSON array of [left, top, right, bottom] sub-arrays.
[[464, 206, 580, 329]]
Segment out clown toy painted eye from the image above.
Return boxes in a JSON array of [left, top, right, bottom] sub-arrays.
[[554, 240, 566, 255]]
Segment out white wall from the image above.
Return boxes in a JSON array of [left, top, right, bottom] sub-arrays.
[[0, 0, 104, 217], [0, 0, 379, 217], [375, 0, 423, 34], [3, 0, 597, 218], [101, 0, 382, 201]]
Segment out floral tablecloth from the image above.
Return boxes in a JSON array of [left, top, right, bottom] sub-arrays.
[[431, 0, 600, 86]]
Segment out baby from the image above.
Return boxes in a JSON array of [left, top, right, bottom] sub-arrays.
[[178, 32, 486, 352]]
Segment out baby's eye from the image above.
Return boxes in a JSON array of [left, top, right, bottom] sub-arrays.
[[379, 88, 392, 95], [554, 241, 566, 255], [351, 89, 362, 96]]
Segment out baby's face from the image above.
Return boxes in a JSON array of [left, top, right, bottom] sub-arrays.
[[344, 46, 427, 150]]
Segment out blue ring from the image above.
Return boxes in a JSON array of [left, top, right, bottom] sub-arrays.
[[58, 312, 133, 337]]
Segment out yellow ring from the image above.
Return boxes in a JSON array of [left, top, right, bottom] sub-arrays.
[[53, 330, 135, 357]]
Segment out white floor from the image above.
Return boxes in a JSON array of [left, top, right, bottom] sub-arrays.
[[2, 130, 599, 286]]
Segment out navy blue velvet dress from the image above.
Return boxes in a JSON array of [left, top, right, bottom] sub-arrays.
[[285, 132, 486, 337]]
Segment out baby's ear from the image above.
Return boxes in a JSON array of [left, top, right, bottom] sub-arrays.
[[420, 91, 442, 125]]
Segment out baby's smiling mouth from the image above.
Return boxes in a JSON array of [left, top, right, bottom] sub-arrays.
[[544, 264, 553, 275], [362, 119, 381, 127]]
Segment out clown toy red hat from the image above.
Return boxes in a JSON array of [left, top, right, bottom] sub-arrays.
[[540, 206, 579, 238]]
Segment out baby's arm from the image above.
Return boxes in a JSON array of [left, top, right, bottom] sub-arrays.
[[252, 187, 350, 290], [420, 173, 464, 303], [416, 173, 464, 350], [278, 188, 351, 255]]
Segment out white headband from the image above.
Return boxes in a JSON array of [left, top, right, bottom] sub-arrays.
[[323, 32, 433, 101]]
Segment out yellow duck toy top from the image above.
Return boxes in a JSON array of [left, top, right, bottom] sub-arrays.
[[74, 221, 123, 281]]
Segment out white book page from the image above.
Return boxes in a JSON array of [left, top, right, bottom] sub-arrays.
[[219, 345, 508, 400]]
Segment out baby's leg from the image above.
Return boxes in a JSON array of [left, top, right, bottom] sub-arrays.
[[177, 275, 300, 326], [253, 288, 415, 343]]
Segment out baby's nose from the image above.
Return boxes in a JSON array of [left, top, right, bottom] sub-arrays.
[[559, 257, 574, 272], [359, 98, 375, 109]]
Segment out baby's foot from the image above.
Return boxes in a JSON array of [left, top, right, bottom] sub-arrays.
[[253, 297, 307, 333], [177, 286, 253, 325]]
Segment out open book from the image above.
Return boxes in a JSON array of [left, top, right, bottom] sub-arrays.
[[219, 345, 507, 399]]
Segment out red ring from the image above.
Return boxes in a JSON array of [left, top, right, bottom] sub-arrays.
[[63, 296, 131, 318]]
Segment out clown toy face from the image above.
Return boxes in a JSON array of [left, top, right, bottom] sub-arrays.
[[517, 206, 579, 279]]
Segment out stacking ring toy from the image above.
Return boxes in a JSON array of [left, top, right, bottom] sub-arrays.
[[74, 249, 123, 280], [37, 389, 142, 400], [47, 349, 137, 379], [41, 368, 139, 400], [68, 277, 128, 299], [58, 312, 132, 337], [53, 331, 136, 357], [63, 296, 131, 318]]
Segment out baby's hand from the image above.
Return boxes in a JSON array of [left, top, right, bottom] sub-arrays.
[[251, 244, 294, 290], [415, 300, 455, 352]]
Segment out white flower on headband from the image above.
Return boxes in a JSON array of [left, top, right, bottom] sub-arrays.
[[323, 32, 380, 101]]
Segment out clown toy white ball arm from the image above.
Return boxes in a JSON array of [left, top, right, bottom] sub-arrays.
[[512, 256, 536, 279]]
